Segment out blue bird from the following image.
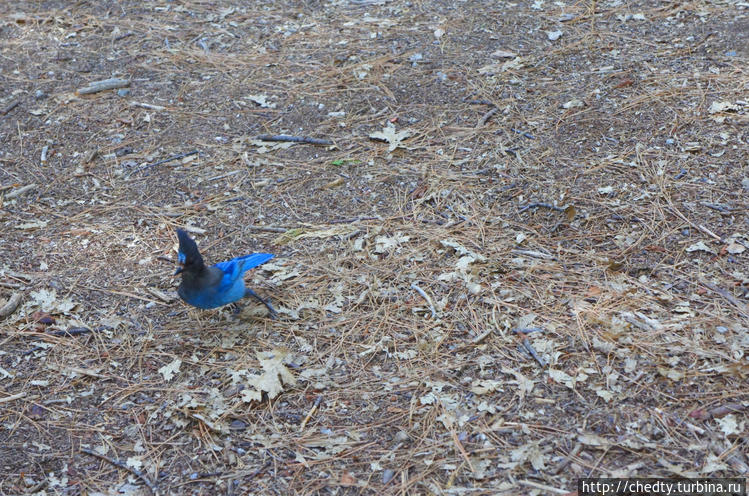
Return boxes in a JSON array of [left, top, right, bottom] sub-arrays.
[[174, 229, 277, 318]]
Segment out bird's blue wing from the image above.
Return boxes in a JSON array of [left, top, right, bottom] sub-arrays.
[[214, 253, 274, 292]]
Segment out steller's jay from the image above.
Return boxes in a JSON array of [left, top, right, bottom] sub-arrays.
[[174, 229, 277, 318]]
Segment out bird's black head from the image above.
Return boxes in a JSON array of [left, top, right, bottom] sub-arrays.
[[175, 229, 204, 275]]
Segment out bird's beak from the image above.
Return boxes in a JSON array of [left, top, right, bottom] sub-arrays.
[[174, 264, 184, 275]]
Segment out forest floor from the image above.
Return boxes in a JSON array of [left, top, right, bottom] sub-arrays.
[[0, 0, 747, 495]]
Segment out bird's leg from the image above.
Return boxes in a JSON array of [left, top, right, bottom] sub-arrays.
[[244, 288, 278, 319]]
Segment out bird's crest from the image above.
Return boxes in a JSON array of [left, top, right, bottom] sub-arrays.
[[177, 229, 204, 267]]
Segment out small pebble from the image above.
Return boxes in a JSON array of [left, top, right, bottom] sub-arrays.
[[230, 419, 247, 431], [382, 469, 395, 484], [35, 90, 47, 99], [117, 88, 130, 97]]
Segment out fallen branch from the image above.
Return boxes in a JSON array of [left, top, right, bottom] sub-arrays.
[[257, 135, 333, 146], [81, 448, 159, 494]]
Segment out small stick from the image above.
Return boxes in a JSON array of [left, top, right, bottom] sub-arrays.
[[463, 98, 494, 106], [455, 329, 493, 352], [700, 202, 732, 214], [328, 216, 380, 224], [410, 283, 437, 319], [667, 205, 723, 242], [700, 281, 749, 319], [6, 183, 36, 199], [513, 328, 547, 367], [517, 479, 569, 494], [257, 135, 333, 146], [245, 460, 272, 480], [130, 101, 166, 111], [76, 78, 130, 95], [299, 395, 323, 430], [0, 391, 26, 404], [81, 448, 159, 494], [552, 442, 582, 474], [0, 99, 21, 115], [128, 150, 199, 177], [511, 249, 555, 260], [114, 31, 134, 42], [518, 202, 565, 213], [0, 292, 22, 318], [450, 429, 474, 472], [246, 225, 289, 233], [478, 107, 499, 126], [510, 128, 535, 139], [48, 326, 108, 337]]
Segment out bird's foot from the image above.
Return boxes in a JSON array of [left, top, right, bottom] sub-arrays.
[[245, 288, 278, 320]]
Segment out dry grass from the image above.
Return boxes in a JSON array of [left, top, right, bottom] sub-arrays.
[[1, 0, 747, 494]]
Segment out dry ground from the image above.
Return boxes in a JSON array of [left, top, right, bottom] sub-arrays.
[[1, 0, 747, 494]]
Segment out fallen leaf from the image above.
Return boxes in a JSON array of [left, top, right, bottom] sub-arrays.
[[369, 124, 414, 152], [158, 358, 182, 381], [686, 241, 716, 254], [241, 350, 296, 402], [708, 101, 739, 114]]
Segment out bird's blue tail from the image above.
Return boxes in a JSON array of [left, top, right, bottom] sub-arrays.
[[236, 253, 274, 273], [214, 253, 274, 276]]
